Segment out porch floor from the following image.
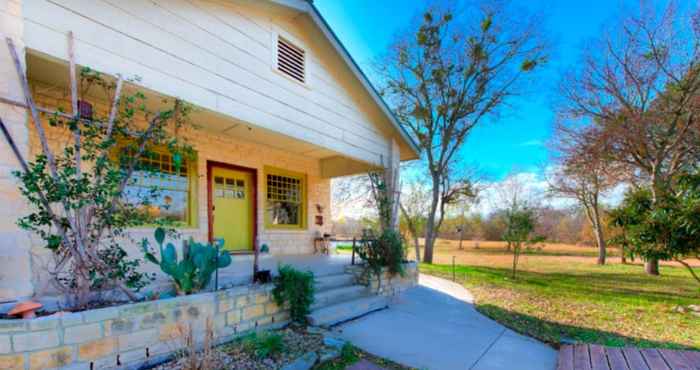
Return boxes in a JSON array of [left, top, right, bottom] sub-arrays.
[[216, 253, 354, 287]]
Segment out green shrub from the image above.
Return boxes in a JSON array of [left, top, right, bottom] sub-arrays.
[[240, 331, 284, 359], [357, 229, 406, 282], [272, 265, 315, 324]]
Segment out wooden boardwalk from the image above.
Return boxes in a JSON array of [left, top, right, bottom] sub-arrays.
[[557, 344, 700, 370]]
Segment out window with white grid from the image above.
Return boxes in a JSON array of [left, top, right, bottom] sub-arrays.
[[266, 170, 305, 228]]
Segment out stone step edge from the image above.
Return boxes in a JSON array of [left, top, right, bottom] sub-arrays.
[[307, 295, 388, 328], [311, 285, 369, 310]]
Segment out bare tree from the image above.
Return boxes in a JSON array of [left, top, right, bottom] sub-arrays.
[[547, 124, 618, 265], [377, 2, 547, 263], [557, 1, 700, 274], [495, 174, 542, 278]]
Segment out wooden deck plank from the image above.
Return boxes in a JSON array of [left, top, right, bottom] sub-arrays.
[[679, 351, 700, 370], [558, 345, 575, 370], [575, 344, 593, 370], [590, 345, 611, 370], [640, 349, 670, 370], [623, 347, 650, 370], [658, 349, 694, 370], [558, 345, 698, 370], [606, 347, 630, 370]]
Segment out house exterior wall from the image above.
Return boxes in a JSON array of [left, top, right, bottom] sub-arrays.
[[25, 83, 332, 298], [0, 0, 35, 301], [22, 0, 395, 167]]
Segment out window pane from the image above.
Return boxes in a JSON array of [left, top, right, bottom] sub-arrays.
[[123, 151, 193, 224], [267, 201, 300, 225], [266, 172, 303, 226]]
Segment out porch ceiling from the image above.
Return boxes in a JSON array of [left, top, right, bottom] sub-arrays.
[[25, 51, 379, 178]]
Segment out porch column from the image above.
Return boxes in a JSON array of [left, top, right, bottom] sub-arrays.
[[0, 0, 34, 301], [386, 138, 400, 231]]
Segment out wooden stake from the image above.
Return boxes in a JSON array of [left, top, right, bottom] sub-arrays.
[[106, 76, 124, 134], [68, 32, 78, 116], [5, 37, 57, 178]]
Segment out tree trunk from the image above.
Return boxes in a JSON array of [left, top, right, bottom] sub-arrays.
[[584, 200, 606, 265], [413, 235, 421, 263], [422, 173, 441, 264], [645, 175, 661, 276], [511, 242, 520, 279], [423, 235, 435, 263], [620, 244, 627, 264], [595, 229, 606, 265], [645, 259, 659, 275]]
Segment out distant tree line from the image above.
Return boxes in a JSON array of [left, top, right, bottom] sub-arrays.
[[333, 206, 615, 248]]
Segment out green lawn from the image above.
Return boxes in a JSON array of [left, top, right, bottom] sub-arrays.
[[419, 242, 700, 350]]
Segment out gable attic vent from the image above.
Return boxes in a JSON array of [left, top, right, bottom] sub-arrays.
[[277, 36, 306, 83]]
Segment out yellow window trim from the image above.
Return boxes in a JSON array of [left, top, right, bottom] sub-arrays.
[[264, 166, 307, 230], [114, 143, 199, 229]]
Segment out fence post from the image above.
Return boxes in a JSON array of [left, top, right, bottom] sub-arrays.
[[351, 237, 356, 265], [452, 256, 456, 281]]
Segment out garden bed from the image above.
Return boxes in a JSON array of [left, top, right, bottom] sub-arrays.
[[155, 325, 414, 370]]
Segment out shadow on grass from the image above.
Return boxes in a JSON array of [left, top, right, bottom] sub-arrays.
[[475, 303, 700, 351], [422, 263, 700, 304]]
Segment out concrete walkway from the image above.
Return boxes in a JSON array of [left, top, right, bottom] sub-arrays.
[[333, 274, 558, 370]]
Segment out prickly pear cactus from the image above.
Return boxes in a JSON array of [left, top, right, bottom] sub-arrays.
[[142, 227, 232, 295]]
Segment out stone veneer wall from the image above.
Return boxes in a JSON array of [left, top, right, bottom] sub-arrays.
[[0, 283, 288, 370], [347, 262, 419, 297]]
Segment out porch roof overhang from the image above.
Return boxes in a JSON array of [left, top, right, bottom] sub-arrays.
[[24, 51, 383, 179], [266, 0, 421, 161]]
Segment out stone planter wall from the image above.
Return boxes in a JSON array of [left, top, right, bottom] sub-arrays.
[[347, 262, 419, 296], [0, 284, 288, 370]]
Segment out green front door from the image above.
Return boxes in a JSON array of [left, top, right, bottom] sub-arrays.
[[212, 167, 254, 252]]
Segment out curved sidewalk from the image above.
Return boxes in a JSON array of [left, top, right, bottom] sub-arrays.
[[334, 274, 558, 370]]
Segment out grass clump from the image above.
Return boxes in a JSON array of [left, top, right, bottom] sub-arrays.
[[240, 331, 285, 359]]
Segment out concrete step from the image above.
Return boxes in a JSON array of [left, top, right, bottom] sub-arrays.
[[307, 295, 389, 328], [314, 273, 356, 292], [312, 285, 368, 310]]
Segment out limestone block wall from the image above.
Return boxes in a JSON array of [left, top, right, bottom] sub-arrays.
[[0, 0, 35, 301], [0, 283, 288, 370], [346, 262, 419, 297]]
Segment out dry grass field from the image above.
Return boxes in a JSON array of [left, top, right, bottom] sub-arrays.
[[417, 239, 700, 350]]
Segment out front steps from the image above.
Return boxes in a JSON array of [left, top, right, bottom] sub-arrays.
[[307, 272, 388, 327]]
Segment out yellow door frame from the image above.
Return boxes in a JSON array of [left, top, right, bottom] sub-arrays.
[[207, 161, 257, 253]]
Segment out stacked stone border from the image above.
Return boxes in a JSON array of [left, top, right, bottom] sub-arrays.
[[0, 283, 288, 370], [346, 262, 419, 297], [0, 262, 418, 370]]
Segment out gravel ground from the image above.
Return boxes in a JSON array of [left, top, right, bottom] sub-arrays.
[[155, 325, 328, 370]]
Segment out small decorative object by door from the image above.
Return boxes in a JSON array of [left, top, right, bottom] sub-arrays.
[[254, 243, 272, 283]]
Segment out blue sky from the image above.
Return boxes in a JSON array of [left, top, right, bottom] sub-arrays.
[[315, 0, 631, 181]]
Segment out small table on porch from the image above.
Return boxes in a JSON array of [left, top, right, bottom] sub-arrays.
[[313, 235, 332, 255]]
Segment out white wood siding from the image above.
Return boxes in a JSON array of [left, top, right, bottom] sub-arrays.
[[22, 0, 393, 166]]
